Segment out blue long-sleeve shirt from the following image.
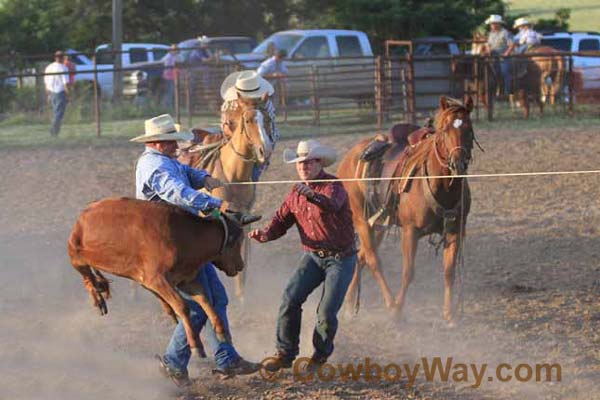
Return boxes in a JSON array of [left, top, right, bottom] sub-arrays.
[[135, 147, 222, 214]]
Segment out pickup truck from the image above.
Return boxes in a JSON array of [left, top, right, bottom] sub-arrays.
[[542, 31, 600, 98], [93, 43, 170, 97], [221, 29, 375, 101], [121, 36, 257, 99]]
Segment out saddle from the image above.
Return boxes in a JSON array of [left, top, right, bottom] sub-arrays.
[[359, 121, 434, 226]]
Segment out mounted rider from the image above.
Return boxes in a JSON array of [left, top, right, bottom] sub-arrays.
[[507, 18, 542, 55], [484, 14, 514, 96]]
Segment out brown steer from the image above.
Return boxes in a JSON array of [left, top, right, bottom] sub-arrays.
[[68, 197, 258, 359]]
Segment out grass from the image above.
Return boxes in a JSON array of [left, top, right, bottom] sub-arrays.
[[1, 104, 599, 150], [509, 0, 600, 32]]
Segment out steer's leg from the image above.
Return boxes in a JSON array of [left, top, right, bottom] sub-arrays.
[[179, 280, 228, 343], [72, 264, 108, 316], [144, 275, 206, 358]]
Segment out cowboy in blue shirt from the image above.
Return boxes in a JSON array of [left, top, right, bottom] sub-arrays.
[[131, 114, 260, 386]]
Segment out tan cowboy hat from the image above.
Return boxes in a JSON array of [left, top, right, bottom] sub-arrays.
[[485, 14, 505, 25], [130, 114, 194, 143], [283, 139, 337, 167], [220, 70, 274, 101], [513, 17, 531, 29]]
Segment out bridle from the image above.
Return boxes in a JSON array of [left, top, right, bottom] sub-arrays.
[[432, 109, 483, 172], [227, 107, 270, 164]]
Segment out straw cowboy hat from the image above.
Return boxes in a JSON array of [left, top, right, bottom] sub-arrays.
[[130, 114, 194, 143], [513, 17, 531, 29], [485, 14, 505, 25], [220, 70, 274, 101], [283, 139, 337, 167]]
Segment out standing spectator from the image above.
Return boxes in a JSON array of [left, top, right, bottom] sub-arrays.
[[162, 44, 178, 109], [44, 50, 69, 136], [257, 49, 288, 78], [63, 53, 76, 86]]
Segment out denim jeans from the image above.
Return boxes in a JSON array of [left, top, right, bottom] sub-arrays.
[[500, 59, 512, 95], [50, 91, 68, 135], [276, 252, 357, 360], [163, 263, 239, 374]]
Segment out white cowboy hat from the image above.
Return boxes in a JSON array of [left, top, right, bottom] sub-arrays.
[[513, 17, 531, 29], [485, 14, 505, 25], [220, 70, 274, 101], [283, 139, 337, 167], [130, 114, 194, 143]]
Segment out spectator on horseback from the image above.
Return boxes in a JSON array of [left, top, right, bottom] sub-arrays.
[[249, 139, 357, 373], [131, 114, 261, 385], [219, 70, 279, 181], [508, 18, 543, 54], [484, 14, 514, 95]]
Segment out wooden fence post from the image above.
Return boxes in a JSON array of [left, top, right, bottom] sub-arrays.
[[93, 55, 101, 137]]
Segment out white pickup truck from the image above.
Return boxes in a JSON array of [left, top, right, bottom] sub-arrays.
[[93, 43, 169, 97], [222, 29, 375, 101]]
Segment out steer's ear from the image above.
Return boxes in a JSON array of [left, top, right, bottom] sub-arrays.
[[241, 214, 262, 226]]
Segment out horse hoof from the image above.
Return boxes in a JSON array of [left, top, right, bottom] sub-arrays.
[[445, 319, 456, 329]]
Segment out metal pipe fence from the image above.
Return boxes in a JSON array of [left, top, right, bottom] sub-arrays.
[[2, 52, 600, 138]]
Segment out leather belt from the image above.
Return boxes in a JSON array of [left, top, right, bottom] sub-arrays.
[[313, 248, 355, 261]]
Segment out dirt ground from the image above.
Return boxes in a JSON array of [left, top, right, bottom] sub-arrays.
[[0, 124, 598, 400]]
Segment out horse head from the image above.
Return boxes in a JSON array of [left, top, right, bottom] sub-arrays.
[[434, 95, 475, 175], [232, 95, 274, 165]]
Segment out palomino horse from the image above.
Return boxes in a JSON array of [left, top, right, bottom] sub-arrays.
[[178, 96, 273, 302], [338, 96, 476, 324]]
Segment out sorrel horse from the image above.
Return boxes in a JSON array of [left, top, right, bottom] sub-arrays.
[[457, 40, 565, 118], [178, 96, 273, 302], [338, 96, 476, 324]]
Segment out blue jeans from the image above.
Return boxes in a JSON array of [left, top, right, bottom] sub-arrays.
[[500, 59, 512, 94], [50, 91, 68, 135], [276, 252, 357, 360], [163, 263, 239, 373]]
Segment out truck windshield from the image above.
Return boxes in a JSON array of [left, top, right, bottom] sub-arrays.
[[253, 33, 303, 55]]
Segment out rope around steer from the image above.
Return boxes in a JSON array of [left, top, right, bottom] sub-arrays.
[[222, 169, 600, 186]]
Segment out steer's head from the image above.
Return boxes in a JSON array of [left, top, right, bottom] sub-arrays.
[[212, 213, 261, 277]]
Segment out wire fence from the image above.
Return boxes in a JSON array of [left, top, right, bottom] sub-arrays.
[[2, 49, 600, 139]]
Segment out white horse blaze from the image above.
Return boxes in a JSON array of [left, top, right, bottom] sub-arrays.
[[255, 111, 273, 157], [453, 119, 463, 129]]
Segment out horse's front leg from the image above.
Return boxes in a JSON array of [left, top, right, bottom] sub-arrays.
[[442, 231, 461, 325], [394, 227, 418, 314]]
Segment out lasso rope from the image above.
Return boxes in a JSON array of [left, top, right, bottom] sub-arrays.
[[223, 169, 600, 186]]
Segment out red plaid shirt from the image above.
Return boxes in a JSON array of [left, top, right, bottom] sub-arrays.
[[262, 171, 356, 253]]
